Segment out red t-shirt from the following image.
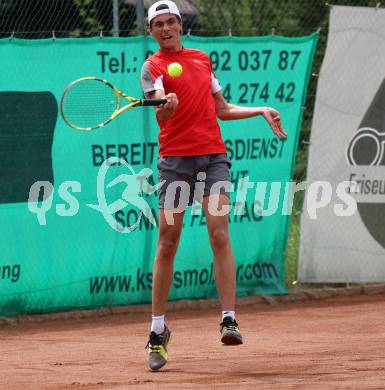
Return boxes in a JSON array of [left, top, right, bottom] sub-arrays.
[[141, 48, 227, 157]]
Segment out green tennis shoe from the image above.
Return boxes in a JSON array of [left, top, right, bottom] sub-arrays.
[[220, 316, 243, 345], [146, 325, 171, 371]]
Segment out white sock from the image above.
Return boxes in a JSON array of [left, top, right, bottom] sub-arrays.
[[151, 315, 165, 334], [222, 310, 235, 321]]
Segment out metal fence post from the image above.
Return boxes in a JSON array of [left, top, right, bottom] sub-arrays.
[[136, 0, 145, 35], [113, 0, 120, 37]]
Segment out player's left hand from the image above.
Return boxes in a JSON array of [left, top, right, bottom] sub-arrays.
[[262, 108, 287, 139]]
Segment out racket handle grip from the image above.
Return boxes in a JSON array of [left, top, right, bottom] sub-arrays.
[[141, 99, 167, 106]]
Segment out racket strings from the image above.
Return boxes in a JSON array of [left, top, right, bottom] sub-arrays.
[[62, 79, 119, 129]]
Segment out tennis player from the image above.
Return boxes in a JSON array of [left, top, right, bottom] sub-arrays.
[[141, 0, 287, 371]]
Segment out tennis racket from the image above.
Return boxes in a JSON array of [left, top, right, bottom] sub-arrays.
[[60, 77, 167, 131]]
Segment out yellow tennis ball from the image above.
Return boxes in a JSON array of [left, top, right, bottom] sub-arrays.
[[167, 62, 183, 78]]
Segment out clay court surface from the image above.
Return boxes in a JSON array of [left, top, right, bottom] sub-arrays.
[[1, 294, 385, 389]]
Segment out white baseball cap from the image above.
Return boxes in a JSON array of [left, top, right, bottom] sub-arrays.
[[148, 1, 181, 24]]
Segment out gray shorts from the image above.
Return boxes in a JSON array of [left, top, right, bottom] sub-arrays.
[[157, 154, 232, 209]]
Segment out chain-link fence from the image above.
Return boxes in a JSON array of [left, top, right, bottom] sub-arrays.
[[0, 0, 381, 39], [0, 0, 382, 182]]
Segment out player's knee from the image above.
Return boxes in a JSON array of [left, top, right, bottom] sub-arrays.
[[209, 229, 229, 249], [158, 236, 180, 258]]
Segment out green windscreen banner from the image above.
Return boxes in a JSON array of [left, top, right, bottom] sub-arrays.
[[0, 35, 318, 316]]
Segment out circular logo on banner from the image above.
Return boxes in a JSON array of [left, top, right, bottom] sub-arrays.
[[346, 80, 385, 249]]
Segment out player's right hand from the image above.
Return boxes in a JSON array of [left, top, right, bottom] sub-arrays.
[[156, 93, 178, 120]]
